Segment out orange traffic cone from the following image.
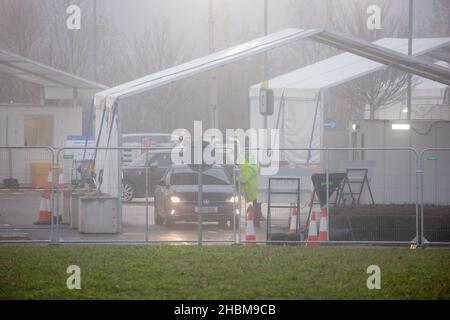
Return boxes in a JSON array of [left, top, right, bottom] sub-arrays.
[[306, 211, 318, 246], [318, 207, 329, 243], [288, 207, 299, 234], [34, 188, 52, 225], [34, 166, 53, 225], [58, 166, 64, 191], [245, 206, 256, 246]]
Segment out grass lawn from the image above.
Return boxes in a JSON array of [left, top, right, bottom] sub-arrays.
[[0, 245, 449, 299]]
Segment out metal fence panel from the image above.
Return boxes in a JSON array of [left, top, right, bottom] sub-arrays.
[[3, 145, 449, 246], [420, 149, 450, 245], [0, 146, 55, 243]]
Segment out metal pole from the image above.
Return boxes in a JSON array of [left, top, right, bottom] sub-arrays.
[[325, 149, 329, 241], [93, 0, 97, 82], [50, 164, 58, 244], [237, 166, 242, 244], [416, 154, 423, 245], [264, 0, 268, 77], [406, 0, 413, 120], [197, 163, 203, 245], [263, 0, 269, 134], [6, 115, 13, 179], [117, 100, 123, 233], [208, 0, 218, 129], [233, 165, 237, 243], [145, 150, 149, 242], [419, 153, 425, 245]]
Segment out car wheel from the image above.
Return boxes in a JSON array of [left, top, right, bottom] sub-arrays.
[[218, 218, 227, 228], [154, 203, 163, 225], [230, 217, 240, 230], [122, 181, 134, 202]]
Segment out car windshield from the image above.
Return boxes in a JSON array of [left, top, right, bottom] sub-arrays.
[[171, 168, 231, 185]]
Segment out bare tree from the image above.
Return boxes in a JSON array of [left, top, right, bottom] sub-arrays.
[[332, 0, 414, 120], [339, 68, 417, 119], [123, 18, 194, 132], [0, 0, 44, 103]]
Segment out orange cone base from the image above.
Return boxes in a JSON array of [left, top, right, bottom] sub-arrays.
[[306, 236, 319, 246], [34, 211, 52, 225], [245, 235, 256, 246], [318, 232, 327, 241]]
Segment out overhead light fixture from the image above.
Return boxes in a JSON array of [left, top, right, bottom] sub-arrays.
[[352, 123, 357, 131], [392, 123, 410, 130], [402, 108, 408, 113]]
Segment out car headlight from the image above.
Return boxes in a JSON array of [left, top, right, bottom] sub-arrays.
[[170, 196, 181, 203], [227, 196, 239, 203]]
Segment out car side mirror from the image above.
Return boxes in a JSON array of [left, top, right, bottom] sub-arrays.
[[157, 180, 166, 187]]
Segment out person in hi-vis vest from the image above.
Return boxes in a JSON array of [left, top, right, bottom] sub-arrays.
[[239, 153, 264, 226]]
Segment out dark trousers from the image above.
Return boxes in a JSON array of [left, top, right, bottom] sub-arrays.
[[252, 200, 262, 216], [252, 200, 262, 226]]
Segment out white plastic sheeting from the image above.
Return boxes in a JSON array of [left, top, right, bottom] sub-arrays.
[[250, 89, 322, 164], [249, 37, 450, 164]]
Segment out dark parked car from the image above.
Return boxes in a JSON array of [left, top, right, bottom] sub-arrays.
[[154, 164, 239, 228], [122, 149, 174, 201]]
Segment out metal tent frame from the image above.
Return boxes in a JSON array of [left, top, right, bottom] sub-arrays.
[[93, 28, 450, 230]]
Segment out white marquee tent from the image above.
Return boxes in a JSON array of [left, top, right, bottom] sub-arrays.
[[93, 28, 450, 212], [249, 37, 450, 164]]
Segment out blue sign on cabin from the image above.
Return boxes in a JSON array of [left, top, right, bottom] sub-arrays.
[[324, 118, 337, 130]]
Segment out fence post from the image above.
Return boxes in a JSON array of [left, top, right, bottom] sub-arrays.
[[145, 149, 149, 242], [51, 148, 59, 244], [415, 149, 423, 246], [325, 148, 329, 241], [197, 163, 203, 245]]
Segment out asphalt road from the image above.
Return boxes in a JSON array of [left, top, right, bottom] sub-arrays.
[[0, 189, 308, 243]]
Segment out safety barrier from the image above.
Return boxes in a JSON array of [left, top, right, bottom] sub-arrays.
[[0, 145, 448, 246], [419, 148, 450, 246]]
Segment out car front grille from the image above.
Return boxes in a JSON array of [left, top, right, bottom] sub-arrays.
[[177, 192, 231, 203]]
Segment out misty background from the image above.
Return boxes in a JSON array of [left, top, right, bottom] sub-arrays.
[[1, 0, 449, 134]]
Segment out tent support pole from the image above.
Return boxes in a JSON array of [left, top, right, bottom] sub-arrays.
[[307, 90, 321, 164], [117, 99, 123, 233]]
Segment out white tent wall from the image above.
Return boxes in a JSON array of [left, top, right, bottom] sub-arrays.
[[249, 88, 322, 165]]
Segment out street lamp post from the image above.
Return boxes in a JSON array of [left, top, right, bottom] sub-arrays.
[[208, 0, 218, 129], [263, 0, 268, 130], [406, 0, 413, 120]]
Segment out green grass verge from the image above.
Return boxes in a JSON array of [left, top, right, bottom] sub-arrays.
[[0, 245, 449, 299]]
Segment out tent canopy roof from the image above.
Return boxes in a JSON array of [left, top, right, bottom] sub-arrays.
[[94, 29, 320, 109], [95, 28, 450, 109], [250, 37, 450, 92], [0, 49, 107, 100]]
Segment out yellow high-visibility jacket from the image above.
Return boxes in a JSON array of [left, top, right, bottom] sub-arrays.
[[239, 160, 259, 202]]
